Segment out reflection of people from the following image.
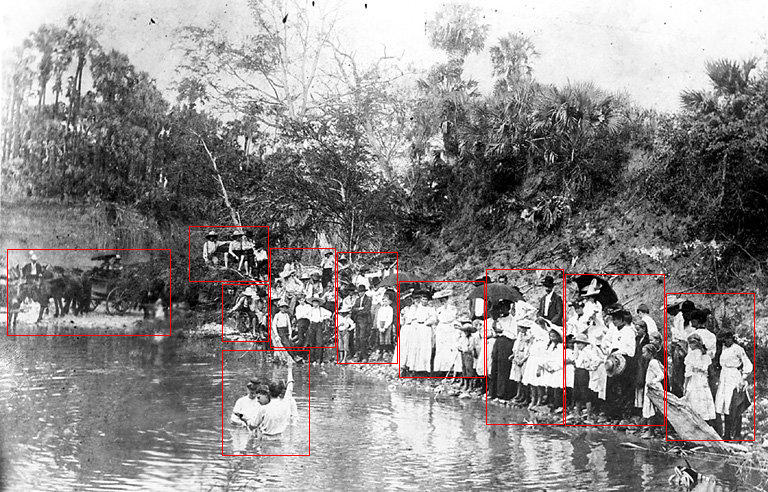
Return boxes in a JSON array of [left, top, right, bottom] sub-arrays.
[[22, 251, 43, 284]]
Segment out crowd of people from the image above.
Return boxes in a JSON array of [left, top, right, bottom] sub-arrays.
[[666, 298, 754, 440], [201, 228, 268, 279]]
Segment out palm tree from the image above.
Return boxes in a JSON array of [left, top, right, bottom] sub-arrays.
[[489, 33, 539, 92], [680, 58, 757, 113]]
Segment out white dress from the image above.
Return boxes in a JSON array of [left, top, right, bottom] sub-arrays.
[[397, 305, 415, 368], [684, 349, 715, 420], [714, 344, 753, 415], [405, 304, 436, 372], [433, 305, 460, 372]]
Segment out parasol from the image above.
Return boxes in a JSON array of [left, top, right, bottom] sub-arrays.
[[468, 282, 524, 305], [570, 274, 618, 307]]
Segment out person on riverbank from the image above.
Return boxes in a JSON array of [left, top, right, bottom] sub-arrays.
[[715, 331, 753, 439], [539, 328, 564, 412], [321, 250, 334, 289], [432, 289, 460, 375], [338, 305, 355, 362], [457, 319, 478, 390], [307, 296, 332, 363], [490, 312, 516, 400], [641, 344, 665, 438], [636, 304, 658, 336], [351, 284, 373, 361], [684, 333, 716, 423], [538, 276, 563, 327], [375, 294, 394, 359], [294, 295, 311, 348], [406, 290, 437, 374], [202, 231, 222, 266], [272, 301, 294, 349]]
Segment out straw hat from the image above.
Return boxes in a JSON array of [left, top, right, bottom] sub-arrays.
[[573, 333, 590, 345], [581, 279, 601, 297]]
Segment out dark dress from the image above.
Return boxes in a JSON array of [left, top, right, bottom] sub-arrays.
[[490, 335, 516, 400]]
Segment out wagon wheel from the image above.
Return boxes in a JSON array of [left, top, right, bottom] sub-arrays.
[[106, 288, 129, 315]]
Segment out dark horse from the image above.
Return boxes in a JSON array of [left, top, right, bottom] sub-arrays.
[[138, 277, 199, 318]]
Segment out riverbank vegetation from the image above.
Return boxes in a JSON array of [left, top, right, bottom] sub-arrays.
[[2, 2, 766, 386]]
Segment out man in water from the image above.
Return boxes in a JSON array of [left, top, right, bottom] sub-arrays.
[[247, 360, 298, 439], [230, 378, 269, 453]]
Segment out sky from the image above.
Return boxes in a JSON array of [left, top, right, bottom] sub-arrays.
[[2, 0, 767, 112]]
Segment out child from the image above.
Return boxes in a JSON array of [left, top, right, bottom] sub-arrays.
[[457, 319, 478, 391], [522, 319, 549, 409], [571, 333, 594, 423], [641, 344, 665, 438], [539, 328, 564, 412], [272, 301, 293, 349], [685, 334, 715, 423], [338, 305, 355, 363], [375, 295, 394, 357], [509, 321, 532, 405]]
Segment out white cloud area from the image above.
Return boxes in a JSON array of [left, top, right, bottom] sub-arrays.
[[2, 0, 766, 112]]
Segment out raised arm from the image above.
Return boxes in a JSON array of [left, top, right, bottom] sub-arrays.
[[285, 360, 295, 400]]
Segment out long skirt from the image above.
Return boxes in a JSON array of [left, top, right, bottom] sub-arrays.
[[398, 323, 414, 368], [715, 367, 742, 415], [406, 323, 432, 372], [686, 372, 716, 421], [433, 323, 460, 372]]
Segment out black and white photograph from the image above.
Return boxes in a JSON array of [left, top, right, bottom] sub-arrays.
[[2, 0, 768, 490]]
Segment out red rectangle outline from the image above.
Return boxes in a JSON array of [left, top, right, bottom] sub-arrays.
[[6, 248, 172, 337], [335, 251, 399, 365], [220, 282, 271, 343], [188, 225, 270, 284], [664, 291, 757, 442], [559, 273, 667, 428], [484, 269, 566, 426], [221, 348, 311, 456], [397, 280, 483, 379], [267, 248, 337, 350]]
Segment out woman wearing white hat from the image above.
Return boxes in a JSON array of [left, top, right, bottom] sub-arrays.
[[403, 290, 436, 374], [432, 289, 460, 374]]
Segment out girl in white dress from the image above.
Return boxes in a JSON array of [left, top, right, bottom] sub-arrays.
[[684, 334, 715, 421], [405, 291, 437, 373]]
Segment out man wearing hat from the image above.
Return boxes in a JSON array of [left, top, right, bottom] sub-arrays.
[[22, 251, 44, 284], [306, 296, 333, 363], [227, 229, 246, 270], [304, 271, 324, 300], [272, 300, 293, 348], [537, 275, 563, 327], [351, 284, 373, 360], [321, 250, 335, 289], [203, 231, 222, 266], [238, 229, 257, 276]]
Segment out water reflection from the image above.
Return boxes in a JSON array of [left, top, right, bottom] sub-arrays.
[[0, 335, 749, 491]]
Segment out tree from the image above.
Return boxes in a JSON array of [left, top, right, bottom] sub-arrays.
[[489, 32, 539, 92], [426, 2, 489, 62]]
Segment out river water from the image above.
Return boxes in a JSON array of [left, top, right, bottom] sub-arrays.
[[0, 330, 754, 491]]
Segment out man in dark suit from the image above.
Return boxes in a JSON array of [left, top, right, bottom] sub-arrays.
[[22, 251, 44, 284], [351, 284, 372, 361], [538, 275, 563, 326]]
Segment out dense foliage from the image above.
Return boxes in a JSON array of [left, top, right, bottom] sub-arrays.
[[2, 2, 767, 288]]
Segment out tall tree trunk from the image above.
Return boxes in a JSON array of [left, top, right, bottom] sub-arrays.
[[194, 132, 241, 226]]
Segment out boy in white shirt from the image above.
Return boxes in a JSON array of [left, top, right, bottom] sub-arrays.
[[338, 305, 355, 362], [375, 295, 394, 357], [272, 301, 293, 348]]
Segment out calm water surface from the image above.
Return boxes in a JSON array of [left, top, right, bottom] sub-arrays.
[[0, 331, 753, 491]]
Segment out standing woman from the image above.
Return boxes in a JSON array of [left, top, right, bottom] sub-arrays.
[[396, 292, 415, 369], [490, 312, 516, 400], [715, 331, 753, 439], [432, 290, 460, 375], [407, 290, 437, 374]]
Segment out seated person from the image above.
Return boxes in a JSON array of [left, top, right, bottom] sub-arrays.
[[227, 230, 246, 269], [203, 230, 223, 266], [228, 286, 261, 333]]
